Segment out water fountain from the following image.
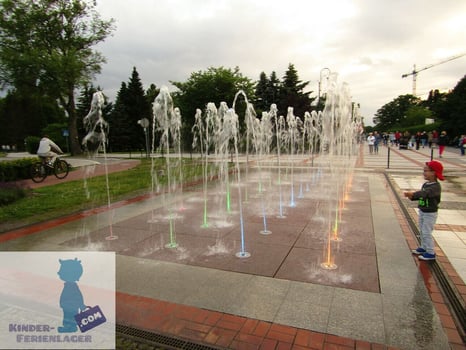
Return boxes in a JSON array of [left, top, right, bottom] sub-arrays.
[[317, 73, 357, 269], [274, 111, 286, 218], [224, 107, 250, 258], [194, 75, 354, 269], [259, 113, 274, 235], [233, 90, 256, 203], [173, 107, 185, 211], [286, 107, 298, 208], [185, 73, 358, 267], [216, 101, 233, 214], [68, 73, 371, 290], [152, 86, 179, 248], [191, 108, 209, 228], [192, 99, 251, 258], [82, 91, 117, 241]]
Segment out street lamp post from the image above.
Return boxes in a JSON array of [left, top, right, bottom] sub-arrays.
[[137, 118, 150, 158], [317, 67, 331, 107]]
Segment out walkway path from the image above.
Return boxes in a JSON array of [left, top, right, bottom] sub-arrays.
[[1, 153, 141, 189]]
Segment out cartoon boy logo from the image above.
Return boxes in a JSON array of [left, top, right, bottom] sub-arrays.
[[57, 258, 86, 333]]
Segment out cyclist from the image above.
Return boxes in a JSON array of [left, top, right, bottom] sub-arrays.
[[37, 135, 64, 166]]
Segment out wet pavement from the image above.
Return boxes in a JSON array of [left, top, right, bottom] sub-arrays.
[[61, 166, 380, 293], [1, 146, 465, 349]]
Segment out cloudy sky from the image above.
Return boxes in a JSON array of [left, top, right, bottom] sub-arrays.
[[93, 0, 466, 125]]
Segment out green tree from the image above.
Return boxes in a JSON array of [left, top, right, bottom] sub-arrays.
[[254, 71, 281, 114], [423, 89, 449, 122], [404, 105, 433, 127], [254, 72, 269, 113], [0, 91, 64, 150], [171, 66, 255, 151], [278, 63, 314, 118], [374, 94, 420, 130], [109, 68, 151, 152], [108, 82, 128, 152], [443, 75, 466, 135], [145, 83, 160, 109], [268, 71, 281, 106], [41, 122, 68, 152], [0, 0, 115, 155]]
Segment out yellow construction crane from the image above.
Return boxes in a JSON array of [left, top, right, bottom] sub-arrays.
[[401, 53, 466, 96]]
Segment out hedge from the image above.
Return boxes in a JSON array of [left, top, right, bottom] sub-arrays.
[[0, 157, 38, 182]]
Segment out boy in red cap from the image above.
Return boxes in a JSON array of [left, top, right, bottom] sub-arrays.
[[404, 160, 444, 261]]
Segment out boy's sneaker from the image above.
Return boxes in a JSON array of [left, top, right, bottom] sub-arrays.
[[419, 252, 436, 261], [411, 247, 426, 255]]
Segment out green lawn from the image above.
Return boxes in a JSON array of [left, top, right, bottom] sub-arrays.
[[0, 158, 206, 232]]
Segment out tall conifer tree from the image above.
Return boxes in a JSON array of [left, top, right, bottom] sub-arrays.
[[109, 68, 151, 151]]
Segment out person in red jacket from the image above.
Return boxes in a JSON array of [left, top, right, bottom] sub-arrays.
[[437, 131, 448, 158], [394, 130, 401, 146], [432, 130, 439, 146]]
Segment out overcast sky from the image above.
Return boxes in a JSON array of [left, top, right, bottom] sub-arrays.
[[93, 0, 466, 125]]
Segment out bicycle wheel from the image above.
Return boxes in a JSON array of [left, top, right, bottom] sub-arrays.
[[54, 159, 70, 179], [31, 163, 47, 183]]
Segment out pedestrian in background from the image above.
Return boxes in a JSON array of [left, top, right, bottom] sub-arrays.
[[437, 131, 448, 158], [460, 134, 466, 156], [427, 131, 433, 148], [367, 132, 375, 154], [432, 130, 439, 146], [421, 131, 428, 148], [373, 131, 381, 154], [415, 131, 421, 150], [395, 130, 401, 146]]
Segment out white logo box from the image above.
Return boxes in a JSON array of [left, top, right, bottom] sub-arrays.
[[0, 252, 115, 349]]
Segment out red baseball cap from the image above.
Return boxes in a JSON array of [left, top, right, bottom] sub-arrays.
[[426, 161, 444, 181]]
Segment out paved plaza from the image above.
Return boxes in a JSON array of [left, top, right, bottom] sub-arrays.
[[1, 145, 465, 349]]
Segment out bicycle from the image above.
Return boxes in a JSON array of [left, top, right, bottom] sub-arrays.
[[30, 156, 70, 183]]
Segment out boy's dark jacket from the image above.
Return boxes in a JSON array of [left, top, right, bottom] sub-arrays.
[[411, 182, 441, 212]]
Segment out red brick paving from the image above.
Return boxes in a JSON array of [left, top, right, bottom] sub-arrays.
[[116, 292, 398, 350]]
